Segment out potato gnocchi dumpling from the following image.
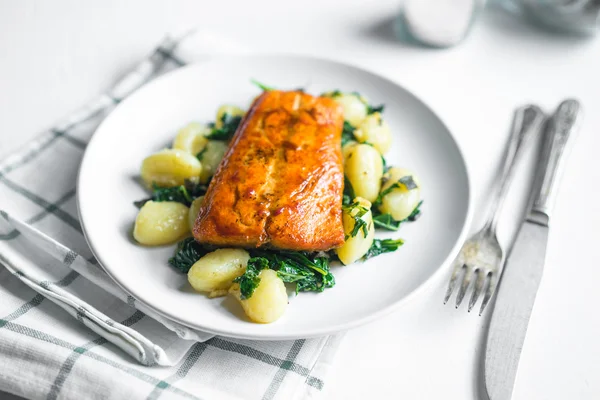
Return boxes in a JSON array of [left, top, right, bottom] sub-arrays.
[[187, 248, 250, 293], [378, 167, 421, 221], [188, 196, 205, 229], [336, 197, 375, 265], [198, 141, 228, 184], [353, 112, 392, 155], [342, 140, 358, 161], [133, 201, 189, 246], [229, 269, 288, 323], [215, 105, 245, 128], [344, 143, 383, 203], [141, 149, 202, 188], [172, 122, 210, 156], [325, 92, 368, 126]]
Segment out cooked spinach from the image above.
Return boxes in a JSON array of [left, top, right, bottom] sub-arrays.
[[342, 201, 370, 239], [367, 104, 385, 114], [342, 176, 355, 206], [373, 213, 401, 231], [168, 238, 210, 273], [234, 250, 335, 299], [405, 200, 423, 222], [341, 121, 355, 147], [206, 113, 243, 141], [233, 257, 269, 299], [372, 200, 424, 231], [363, 238, 404, 260], [134, 180, 207, 208], [324, 90, 342, 97], [196, 146, 208, 161]]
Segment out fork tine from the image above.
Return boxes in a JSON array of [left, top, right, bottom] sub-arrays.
[[455, 266, 473, 308], [467, 268, 484, 312], [443, 262, 465, 304], [479, 271, 497, 315]]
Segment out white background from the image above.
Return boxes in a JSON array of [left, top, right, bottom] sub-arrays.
[[1, 1, 600, 399]]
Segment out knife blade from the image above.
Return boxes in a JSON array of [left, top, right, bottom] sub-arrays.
[[484, 99, 582, 400]]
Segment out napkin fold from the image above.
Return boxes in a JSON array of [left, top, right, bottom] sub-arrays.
[[0, 31, 343, 400]]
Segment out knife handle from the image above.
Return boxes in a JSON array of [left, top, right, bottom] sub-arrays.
[[528, 99, 582, 226]]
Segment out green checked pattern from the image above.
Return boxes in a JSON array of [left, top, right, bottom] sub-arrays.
[[0, 35, 343, 400]]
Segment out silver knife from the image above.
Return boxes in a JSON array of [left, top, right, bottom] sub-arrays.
[[484, 99, 582, 400]]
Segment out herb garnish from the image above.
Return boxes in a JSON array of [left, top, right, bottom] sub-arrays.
[[251, 79, 275, 92]]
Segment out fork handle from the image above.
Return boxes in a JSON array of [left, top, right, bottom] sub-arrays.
[[527, 99, 582, 227], [483, 105, 546, 233]]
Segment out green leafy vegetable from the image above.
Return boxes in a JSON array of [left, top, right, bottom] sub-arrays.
[[367, 104, 385, 114], [321, 90, 342, 97], [405, 200, 423, 222], [234, 250, 335, 299], [341, 121, 355, 147], [373, 213, 401, 231], [134, 180, 208, 208], [206, 113, 243, 141], [363, 238, 404, 260], [251, 79, 275, 92], [233, 257, 269, 299], [372, 200, 424, 231], [342, 176, 355, 206], [168, 238, 210, 273], [196, 146, 209, 161], [342, 201, 370, 238]]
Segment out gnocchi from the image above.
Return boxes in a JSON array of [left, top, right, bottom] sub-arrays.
[[342, 140, 358, 161], [188, 248, 250, 293], [378, 167, 421, 221], [353, 112, 392, 155], [215, 105, 245, 128], [344, 143, 383, 203], [133, 201, 189, 246], [336, 197, 375, 265], [198, 141, 228, 184], [172, 122, 210, 156], [141, 149, 202, 188], [326, 92, 368, 126], [188, 196, 205, 229], [230, 269, 288, 323]]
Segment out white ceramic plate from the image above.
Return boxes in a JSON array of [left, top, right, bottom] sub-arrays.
[[78, 55, 471, 340]]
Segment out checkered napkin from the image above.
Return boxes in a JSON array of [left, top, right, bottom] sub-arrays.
[[0, 32, 343, 400]]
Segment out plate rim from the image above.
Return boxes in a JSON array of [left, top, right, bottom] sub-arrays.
[[77, 54, 473, 340]]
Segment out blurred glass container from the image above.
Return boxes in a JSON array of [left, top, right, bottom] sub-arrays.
[[401, 0, 600, 48], [401, 0, 487, 47], [518, 0, 600, 35]]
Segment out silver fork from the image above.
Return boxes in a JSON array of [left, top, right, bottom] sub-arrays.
[[444, 105, 546, 315]]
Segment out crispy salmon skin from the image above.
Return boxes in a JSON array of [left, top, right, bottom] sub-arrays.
[[193, 90, 345, 251]]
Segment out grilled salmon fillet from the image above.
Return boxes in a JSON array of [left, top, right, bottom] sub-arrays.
[[193, 90, 345, 251]]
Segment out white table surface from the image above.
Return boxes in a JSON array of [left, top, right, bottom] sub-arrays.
[[1, 1, 599, 399]]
